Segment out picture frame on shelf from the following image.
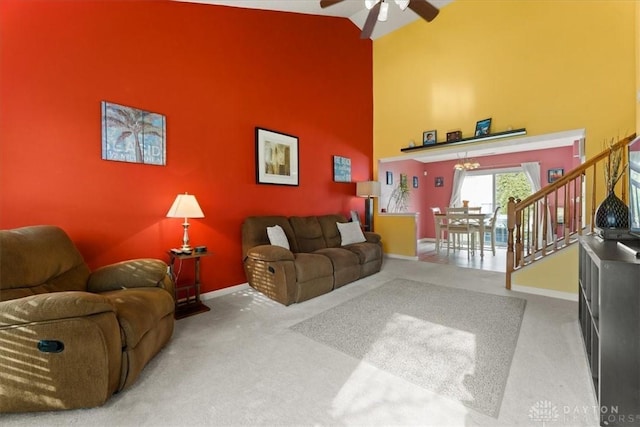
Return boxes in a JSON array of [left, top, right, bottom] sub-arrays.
[[255, 127, 299, 186], [332, 155, 351, 182], [423, 130, 437, 145], [475, 118, 492, 136], [548, 168, 564, 183], [386, 171, 393, 185], [435, 176, 444, 187], [446, 130, 462, 142]]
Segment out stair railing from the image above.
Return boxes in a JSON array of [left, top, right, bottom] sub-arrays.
[[505, 133, 636, 289]]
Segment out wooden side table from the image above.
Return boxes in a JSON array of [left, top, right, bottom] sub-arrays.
[[168, 250, 212, 319]]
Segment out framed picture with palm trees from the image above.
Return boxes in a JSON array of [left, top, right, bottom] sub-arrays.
[[101, 101, 166, 165]]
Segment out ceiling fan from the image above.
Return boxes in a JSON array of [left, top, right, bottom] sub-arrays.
[[320, 0, 440, 39]]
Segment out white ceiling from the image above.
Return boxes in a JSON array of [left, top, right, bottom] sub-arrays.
[[179, 0, 453, 39]]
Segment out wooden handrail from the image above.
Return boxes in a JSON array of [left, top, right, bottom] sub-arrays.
[[505, 133, 636, 290], [516, 134, 636, 207]]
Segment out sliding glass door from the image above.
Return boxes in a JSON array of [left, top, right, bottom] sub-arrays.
[[460, 167, 532, 246]]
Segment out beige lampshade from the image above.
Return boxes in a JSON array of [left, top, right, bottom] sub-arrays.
[[166, 193, 205, 219], [356, 181, 381, 198]]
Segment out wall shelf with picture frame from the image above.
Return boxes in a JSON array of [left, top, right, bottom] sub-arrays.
[[400, 128, 527, 153]]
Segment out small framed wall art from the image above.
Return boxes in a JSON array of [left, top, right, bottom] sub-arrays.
[[412, 176, 419, 188], [548, 168, 564, 183], [475, 118, 492, 136], [435, 176, 444, 187], [101, 101, 166, 166], [255, 127, 299, 186], [333, 155, 351, 182], [386, 171, 393, 185], [423, 130, 437, 145], [446, 130, 462, 142]]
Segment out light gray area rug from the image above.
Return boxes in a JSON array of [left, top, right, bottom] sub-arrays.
[[290, 278, 526, 418]]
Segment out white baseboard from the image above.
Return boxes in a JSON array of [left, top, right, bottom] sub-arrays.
[[200, 282, 250, 301], [385, 253, 419, 261], [511, 284, 578, 301], [418, 238, 435, 243]]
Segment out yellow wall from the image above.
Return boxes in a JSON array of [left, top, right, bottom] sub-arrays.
[[375, 213, 418, 257], [637, 1, 640, 133], [374, 0, 636, 163], [512, 244, 578, 294], [373, 1, 637, 293]]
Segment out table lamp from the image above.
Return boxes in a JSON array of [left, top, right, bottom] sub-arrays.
[[166, 192, 205, 252], [356, 181, 381, 232]]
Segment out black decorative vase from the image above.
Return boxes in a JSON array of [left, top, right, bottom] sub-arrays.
[[595, 191, 629, 229]]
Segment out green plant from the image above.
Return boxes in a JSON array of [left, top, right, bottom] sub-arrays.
[[387, 174, 411, 212]]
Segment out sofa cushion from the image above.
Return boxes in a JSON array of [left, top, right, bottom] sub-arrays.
[[242, 216, 298, 255], [293, 252, 333, 283], [0, 225, 90, 301], [346, 241, 383, 264], [314, 248, 361, 287], [266, 225, 290, 249], [336, 222, 366, 246], [317, 214, 347, 248], [101, 288, 174, 349], [289, 216, 327, 253]]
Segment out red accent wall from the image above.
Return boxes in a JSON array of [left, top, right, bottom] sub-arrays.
[[380, 146, 577, 239], [0, 1, 373, 292]]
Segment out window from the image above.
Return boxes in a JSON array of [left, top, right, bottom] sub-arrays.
[[460, 167, 532, 246]]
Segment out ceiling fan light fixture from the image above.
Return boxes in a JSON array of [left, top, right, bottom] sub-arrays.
[[395, 0, 410, 11], [378, 1, 389, 21], [364, 0, 378, 10]]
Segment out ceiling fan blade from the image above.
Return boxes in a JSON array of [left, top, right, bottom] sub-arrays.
[[320, 0, 344, 8], [408, 0, 439, 22], [360, 1, 382, 39]]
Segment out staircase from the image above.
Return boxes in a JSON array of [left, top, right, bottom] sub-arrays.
[[505, 133, 636, 289]]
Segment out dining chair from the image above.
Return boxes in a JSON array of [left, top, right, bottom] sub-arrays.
[[484, 206, 500, 255], [446, 212, 476, 259], [430, 207, 448, 253]]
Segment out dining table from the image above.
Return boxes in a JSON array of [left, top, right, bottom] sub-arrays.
[[435, 211, 491, 258]]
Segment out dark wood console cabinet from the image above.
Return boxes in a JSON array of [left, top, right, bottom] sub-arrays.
[[578, 235, 640, 426]]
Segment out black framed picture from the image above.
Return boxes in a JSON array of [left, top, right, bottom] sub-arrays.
[[446, 130, 462, 142], [475, 118, 492, 136], [412, 176, 418, 188], [423, 130, 437, 145], [435, 176, 444, 187], [386, 171, 393, 185], [548, 168, 564, 183], [255, 127, 299, 186]]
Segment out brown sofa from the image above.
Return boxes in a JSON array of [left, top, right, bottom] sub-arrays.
[[241, 214, 382, 305], [0, 225, 175, 413]]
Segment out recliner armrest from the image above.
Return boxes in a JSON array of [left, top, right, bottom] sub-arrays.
[[364, 232, 381, 244], [245, 245, 295, 263], [0, 291, 114, 327], [87, 259, 172, 294]]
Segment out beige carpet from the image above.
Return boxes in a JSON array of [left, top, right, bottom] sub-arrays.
[[0, 259, 598, 426], [291, 278, 526, 417]]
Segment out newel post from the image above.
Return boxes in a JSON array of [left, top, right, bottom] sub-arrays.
[[506, 197, 516, 290]]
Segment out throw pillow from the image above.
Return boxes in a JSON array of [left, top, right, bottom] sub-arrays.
[[337, 221, 366, 246], [267, 225, 290, 249]]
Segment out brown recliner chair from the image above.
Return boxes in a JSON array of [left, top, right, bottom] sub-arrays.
[[0, 225, 175, 413]]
